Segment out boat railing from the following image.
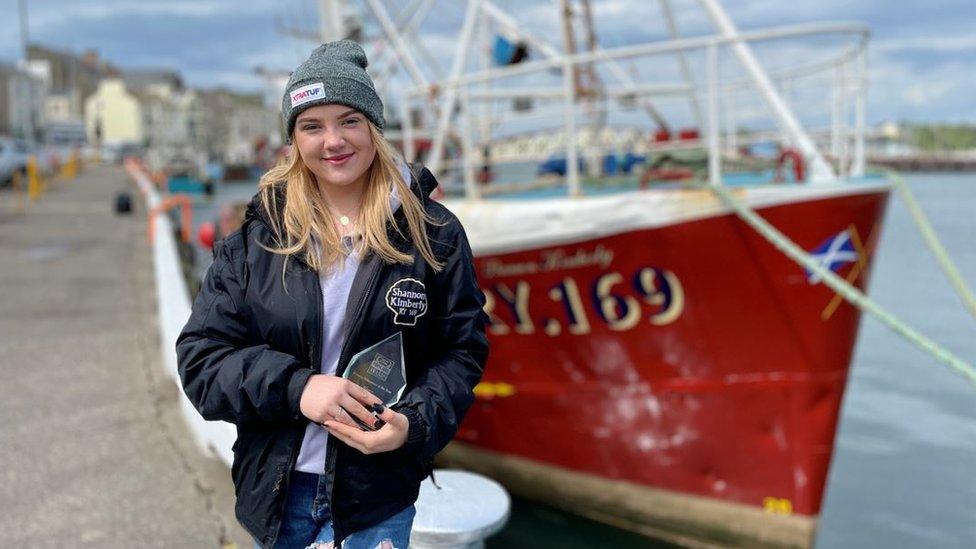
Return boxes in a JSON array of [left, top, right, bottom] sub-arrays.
[[425, 126, 886, 174], [403, 22, 868, 94], [377, 1, 870, 198]]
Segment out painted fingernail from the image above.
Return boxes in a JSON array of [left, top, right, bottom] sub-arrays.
[[373, 418, 386, 429], [370, 403, 385, 414]]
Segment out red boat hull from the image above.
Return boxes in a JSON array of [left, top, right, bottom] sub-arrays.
[[458, 187, 890, 524]]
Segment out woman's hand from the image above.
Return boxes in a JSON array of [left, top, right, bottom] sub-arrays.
[[322, 406, 409, 455], [299, 374, 383, 430]]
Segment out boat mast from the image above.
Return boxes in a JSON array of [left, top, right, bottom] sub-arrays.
[[364, 0, 428, 88], [19, 0, 36, 146], [559, 0, 581, 196], [657, 0, 702, 130], [318, 0, 344, 41], [851, 50, 866, 177], [579, 0, 607, 179], [696, 0, 836, 183], [426, 0, 481, 195]]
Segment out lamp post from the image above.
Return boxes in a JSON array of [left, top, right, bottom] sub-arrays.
[[19, 0, 37, 146]]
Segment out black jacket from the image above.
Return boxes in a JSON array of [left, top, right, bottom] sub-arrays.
[[175, 165, 488, 547]]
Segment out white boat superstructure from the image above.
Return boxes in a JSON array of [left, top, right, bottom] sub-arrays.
[[446, 180, 890, 256]]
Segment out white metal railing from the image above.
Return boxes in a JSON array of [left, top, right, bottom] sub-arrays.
[[439, 31, 862, 193], [402, 22, 868, 94], [361, 1, 870, 197], [125, 160, 237, 467]]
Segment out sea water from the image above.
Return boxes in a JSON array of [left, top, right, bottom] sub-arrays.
[[816, 172, 976, 548]]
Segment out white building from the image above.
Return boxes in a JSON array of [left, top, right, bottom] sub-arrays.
[[84, 78, 143, 146], [0, 62, 46, 141], [199, 88, 280, 165]]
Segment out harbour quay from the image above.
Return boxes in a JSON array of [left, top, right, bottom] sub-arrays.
[[0, 165, 250, 548]]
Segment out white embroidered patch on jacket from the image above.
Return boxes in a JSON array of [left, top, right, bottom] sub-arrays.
[[385, 278, 428, 326]]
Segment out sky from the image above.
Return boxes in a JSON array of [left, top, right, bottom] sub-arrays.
[[1, 0, 973, 126]]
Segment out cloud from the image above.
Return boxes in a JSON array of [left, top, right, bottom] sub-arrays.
[[0, 0, 971, 123], [875, 34, 976, 55], [868, 55, 975, 122], [903, 82, 953, 108], [26, 0, 274, 31]]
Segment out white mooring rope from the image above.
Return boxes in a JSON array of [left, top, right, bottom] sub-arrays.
[[698, 180, 976, 386], [888, 171, 976, 320]]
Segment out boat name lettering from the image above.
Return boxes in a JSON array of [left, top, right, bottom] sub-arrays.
[[484, 245, 614, 278], [481, 265, 684, 336]]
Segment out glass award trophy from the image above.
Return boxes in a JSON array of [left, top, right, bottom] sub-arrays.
[[341, 332, 407, 430]]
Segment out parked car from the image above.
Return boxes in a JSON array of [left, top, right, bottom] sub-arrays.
[[101, 142, 143, 164], [0, 137, 30, 189]]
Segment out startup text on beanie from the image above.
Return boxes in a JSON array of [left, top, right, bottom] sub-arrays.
[[281, 40, 385, 140]]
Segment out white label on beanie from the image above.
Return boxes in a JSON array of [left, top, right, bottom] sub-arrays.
[[290, 82, 326, 108]]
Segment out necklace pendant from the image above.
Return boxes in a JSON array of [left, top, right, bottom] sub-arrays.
[[339, 215, 350, 226]]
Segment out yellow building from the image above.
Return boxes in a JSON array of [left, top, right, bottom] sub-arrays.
[[84, 79, 143, 145]]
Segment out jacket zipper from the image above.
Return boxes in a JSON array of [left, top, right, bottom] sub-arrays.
[[269, 266, 325, 548], [335, 276, 379, 376], [325, 254, 383, 540]]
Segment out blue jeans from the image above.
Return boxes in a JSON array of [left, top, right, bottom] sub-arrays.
[[256, 471, 415, 549]]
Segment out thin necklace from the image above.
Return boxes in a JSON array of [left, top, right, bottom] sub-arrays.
[[333, 207, 360, 236], [322, 191, 361, 233]]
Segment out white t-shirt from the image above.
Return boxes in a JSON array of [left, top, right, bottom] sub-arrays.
[[293, 162, 408, 474], [293, 236, 361, 474]]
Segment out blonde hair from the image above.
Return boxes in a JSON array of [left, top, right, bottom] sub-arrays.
[[256, 121, 444, 282]]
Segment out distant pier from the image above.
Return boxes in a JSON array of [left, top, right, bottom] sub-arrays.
[[868, 152, 976, 172]]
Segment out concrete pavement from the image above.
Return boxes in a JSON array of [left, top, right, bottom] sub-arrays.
[[0, 164, 251, 548]]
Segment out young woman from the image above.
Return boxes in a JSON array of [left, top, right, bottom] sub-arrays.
[[176, 40, 489, 549]]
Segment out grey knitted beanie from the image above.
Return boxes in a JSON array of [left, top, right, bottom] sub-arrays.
[[281, 40, 385, 140]]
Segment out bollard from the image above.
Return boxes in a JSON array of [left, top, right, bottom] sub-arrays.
[[59, 152, 79, 181], [411, 470, 510, 549], [27, 155, 43, 201]]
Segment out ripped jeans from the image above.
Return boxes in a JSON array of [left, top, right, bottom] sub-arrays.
[[256, 471, 415, 549]]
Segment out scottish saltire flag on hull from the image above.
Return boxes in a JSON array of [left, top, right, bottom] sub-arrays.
[[806, 229, 859, 284]]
